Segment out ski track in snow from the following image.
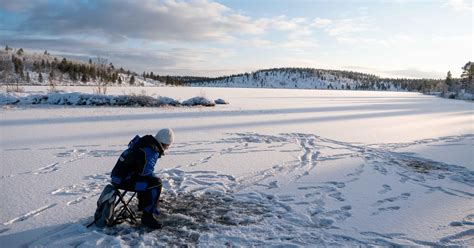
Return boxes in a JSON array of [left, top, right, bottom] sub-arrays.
[[2, 133, 473, 246], [2, 204, 58, 226], [0, 146, 121, 179]]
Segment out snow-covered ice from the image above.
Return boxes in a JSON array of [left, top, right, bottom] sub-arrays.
[[0, 86, 473, 247]]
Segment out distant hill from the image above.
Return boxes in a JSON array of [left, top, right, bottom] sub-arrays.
[[182, 68, 445, 92], [2, 46, 471, 100]]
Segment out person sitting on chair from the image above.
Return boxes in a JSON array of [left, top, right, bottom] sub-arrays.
[[110, 128, 174, 229]]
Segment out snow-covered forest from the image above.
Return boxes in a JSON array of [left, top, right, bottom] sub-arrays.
[[0, 46, 166, 91], [2, 46, 472, 100], [184, 66, 474, 99]]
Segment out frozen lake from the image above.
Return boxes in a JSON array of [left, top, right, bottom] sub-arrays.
[[1, 86, 473, 246]]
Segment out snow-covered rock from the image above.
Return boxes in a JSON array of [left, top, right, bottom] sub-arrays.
[[157, 96, 181, 106], [182, 97, 215, 107], [214, 98, 229, 104], [0, 93, 20, 104], [0, 92, 223, 107]]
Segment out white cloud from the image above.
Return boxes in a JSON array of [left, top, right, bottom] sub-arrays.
[[313, 18, 332, 28], [241, 39, 274, 47], [312, 16, 373, 37], [19, 0, 267, 43], [230, 16, 318, 51], [343, 65, 446, 79], [444, 0, 473, 11], [336, 36, 389, 47], [280, 27, 317, 51], [260, 16, 307, 31]]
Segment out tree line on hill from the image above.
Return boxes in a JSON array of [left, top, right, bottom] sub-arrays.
[[1, 45, 138, 86], [177, 65, 473, 97], [1, 46, 472, 99], [141, 71, 185, 86]]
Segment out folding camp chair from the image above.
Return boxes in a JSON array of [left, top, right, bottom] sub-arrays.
[[111, 186, 139, 226], [87, 184, 139, 228]]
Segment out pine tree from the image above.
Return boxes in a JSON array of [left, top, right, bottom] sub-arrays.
[[58, 58, 67, 72], [49, 70, 55, 83], [461, 61, 473, 93], [12, 56, 24, 76], [48, 70, 57, 92], [81, 74, 87, 83], [38, 72, 43, 83], [130, 75, 135, 85], [445, 71, 453, 88], [70, 70, 78, 82], [33, 61, 40, 72]]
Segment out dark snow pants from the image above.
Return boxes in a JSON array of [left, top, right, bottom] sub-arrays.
[[114, 175, 162, 214]]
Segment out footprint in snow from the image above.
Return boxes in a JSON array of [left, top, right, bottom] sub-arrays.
[[99, 191, 272, 247], [378, 184, 392, 194], [372, 192, 411, 207], [371, 206, 401, 215]]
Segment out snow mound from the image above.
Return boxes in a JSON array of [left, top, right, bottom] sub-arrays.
[[214, 98, 229, 104], [181, 97, 215, 107], [0, 92, 225, 107], [0, 93, 20, 104], [157, 96, 181, 106]]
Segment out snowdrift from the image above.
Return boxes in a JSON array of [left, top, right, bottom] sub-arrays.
[[0, 92, 228, 107]]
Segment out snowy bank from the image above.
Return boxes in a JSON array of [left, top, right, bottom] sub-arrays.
[[0, 92, 227, 107]]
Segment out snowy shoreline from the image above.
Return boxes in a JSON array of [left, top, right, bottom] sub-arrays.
[[0, 91, 228, 107]]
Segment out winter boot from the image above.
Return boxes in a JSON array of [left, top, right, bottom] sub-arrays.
[[141, 212, 162, 229]]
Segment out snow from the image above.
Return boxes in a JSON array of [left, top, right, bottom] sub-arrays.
[[0, 91, 219, 107], [214, 98, 229, 105], [0, 86, 473, 247], [181, 97, 215, 107]]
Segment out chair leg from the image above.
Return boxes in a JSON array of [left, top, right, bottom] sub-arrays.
[[112, 190, 139, 226]]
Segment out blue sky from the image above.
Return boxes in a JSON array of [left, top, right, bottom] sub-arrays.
[[0, 0, 472, 78]]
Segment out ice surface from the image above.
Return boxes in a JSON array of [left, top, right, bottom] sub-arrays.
[[0, 86, 473, 247]]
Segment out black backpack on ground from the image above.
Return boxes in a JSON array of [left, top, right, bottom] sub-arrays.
[[91, 184, 117, 227]]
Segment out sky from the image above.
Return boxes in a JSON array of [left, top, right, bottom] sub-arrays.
[[0, 0, 472, 78]]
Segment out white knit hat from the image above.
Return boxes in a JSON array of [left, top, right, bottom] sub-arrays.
[[155, 128, 174, 145]]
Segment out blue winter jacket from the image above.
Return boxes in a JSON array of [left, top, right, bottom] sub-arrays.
[[111, 135, 164, 184]]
